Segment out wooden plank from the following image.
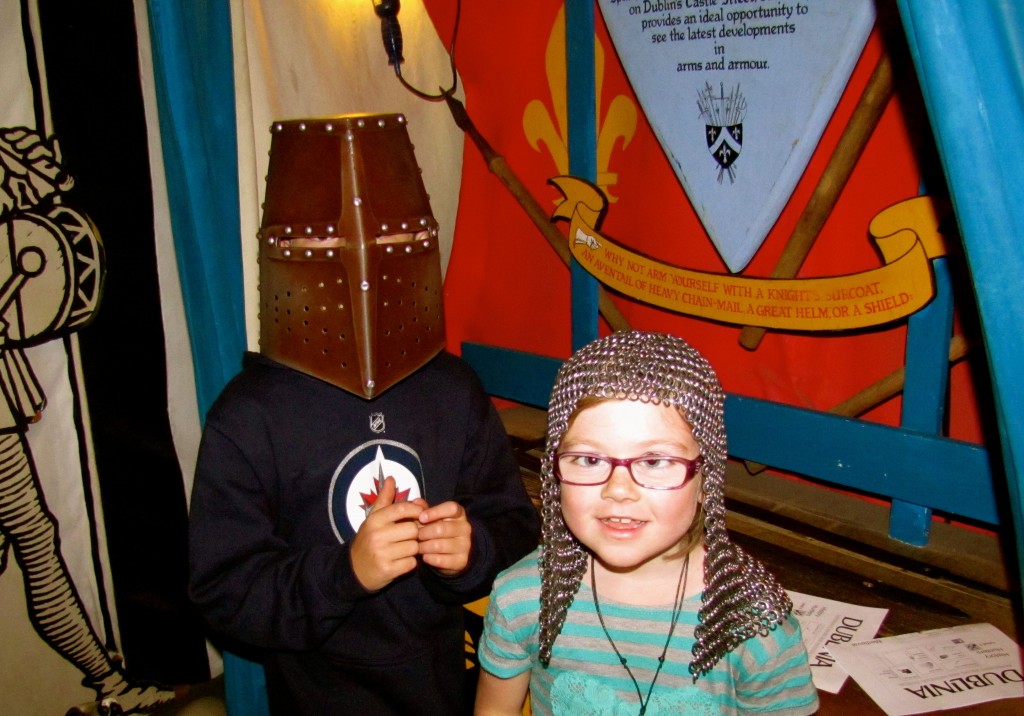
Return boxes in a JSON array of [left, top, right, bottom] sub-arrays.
[[729, 512, 1015, 638], [724, 463, 1009, 592], [726, 394, 997, 524]]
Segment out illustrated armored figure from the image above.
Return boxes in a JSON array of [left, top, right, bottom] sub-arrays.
[[0, 126, 174, 714]]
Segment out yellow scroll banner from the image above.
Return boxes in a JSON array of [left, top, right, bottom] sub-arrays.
[[551, 176, 951, 331]]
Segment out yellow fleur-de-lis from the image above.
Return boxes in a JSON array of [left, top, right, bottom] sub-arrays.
[[524, 7, 637, 203]]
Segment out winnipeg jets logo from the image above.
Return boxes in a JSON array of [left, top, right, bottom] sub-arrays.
[[357, 460, 411, 514], [698, 82, 746, 184], [328, 441, 424, 543]]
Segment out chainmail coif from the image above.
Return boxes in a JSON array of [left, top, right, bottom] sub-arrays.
[[537, 330, 793, 679]]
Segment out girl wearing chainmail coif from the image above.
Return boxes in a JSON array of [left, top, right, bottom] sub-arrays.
[[475, 331, 818, 716]]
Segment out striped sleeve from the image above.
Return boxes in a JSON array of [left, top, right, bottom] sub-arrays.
[[733, 615, 820, 715], [477, 550, 542, 679]]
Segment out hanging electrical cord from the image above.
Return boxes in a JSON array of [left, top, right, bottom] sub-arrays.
[[372, 0, 459, 101]]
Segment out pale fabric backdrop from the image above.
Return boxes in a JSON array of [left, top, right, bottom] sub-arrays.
[[231, 0, 465, 350]]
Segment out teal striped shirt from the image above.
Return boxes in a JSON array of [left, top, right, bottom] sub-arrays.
[[479, 549, 819, 716]]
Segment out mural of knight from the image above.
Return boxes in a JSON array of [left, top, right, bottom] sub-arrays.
[[0, 127, 175, 715], [0, 1, 185, 712]]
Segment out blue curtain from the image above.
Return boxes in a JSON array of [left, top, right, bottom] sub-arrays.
[[897, 0, 1024, 597], [145, 0, 246, 417], [144, 2, 261, 714]]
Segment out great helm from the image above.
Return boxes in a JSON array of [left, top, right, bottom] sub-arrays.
[[258, 113, 445, 399]]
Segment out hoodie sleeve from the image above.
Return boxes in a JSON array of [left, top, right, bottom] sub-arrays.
[[188, 385, 373, 650]]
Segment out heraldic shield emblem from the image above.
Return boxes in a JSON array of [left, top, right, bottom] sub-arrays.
[[701, 83, 745, 184], [597, 0, 876, 272]]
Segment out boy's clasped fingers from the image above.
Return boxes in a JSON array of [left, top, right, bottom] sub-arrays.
[[351, 486, 474, 587], [417, 501, 472, 575]]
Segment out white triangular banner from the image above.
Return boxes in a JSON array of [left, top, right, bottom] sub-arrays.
[[598, 0, 875, 272]]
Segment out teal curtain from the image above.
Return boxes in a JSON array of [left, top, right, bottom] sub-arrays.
[[144, 1, 262, 714], [145, 0, 246, 416], [897, 0, 1024, 597]]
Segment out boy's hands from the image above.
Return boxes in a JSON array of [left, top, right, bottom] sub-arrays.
[[349, 476, 425, 591], [417, 500, 472, 576], [349, 477, 473, 590]]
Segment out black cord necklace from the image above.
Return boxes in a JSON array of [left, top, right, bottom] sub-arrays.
[[590, 553, 690, 715]]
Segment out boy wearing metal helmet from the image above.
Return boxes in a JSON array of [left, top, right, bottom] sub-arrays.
[[188, 114, 539, 714]]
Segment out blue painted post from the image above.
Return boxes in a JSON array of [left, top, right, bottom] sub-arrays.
[[889, 257, 955, 545], [566, 0, 601, 350]]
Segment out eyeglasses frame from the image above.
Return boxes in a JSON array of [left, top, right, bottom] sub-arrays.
[[553, 452, 704, 491]]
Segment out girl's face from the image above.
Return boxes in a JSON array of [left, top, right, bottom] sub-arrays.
[[559, 399, 703, 576]]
